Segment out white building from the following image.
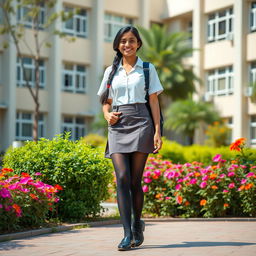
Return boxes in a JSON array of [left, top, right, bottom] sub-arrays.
[[0, 0, 256, 152]]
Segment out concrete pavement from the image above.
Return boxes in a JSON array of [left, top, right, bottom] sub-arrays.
[[0, 220, 256, 256]]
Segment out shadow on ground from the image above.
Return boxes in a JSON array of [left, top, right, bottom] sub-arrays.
[[141, 241, 256, 249]]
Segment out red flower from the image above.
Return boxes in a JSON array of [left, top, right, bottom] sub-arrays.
[[229, 138, 246, 151], [54, 184, 63, 191]]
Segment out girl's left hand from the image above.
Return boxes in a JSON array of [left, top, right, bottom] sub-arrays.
[[153, 133, 162, 154]]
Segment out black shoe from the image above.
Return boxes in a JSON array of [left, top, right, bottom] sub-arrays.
[[117, 236, 134, 251], [131, 220, 145, 247]]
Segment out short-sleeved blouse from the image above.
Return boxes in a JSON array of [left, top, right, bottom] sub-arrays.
[[97, 57, 163, 106]]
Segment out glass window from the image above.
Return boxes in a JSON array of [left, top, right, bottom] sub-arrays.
[[63, 7, 88, 38], [104, 13, 133, 42], [16, 112, 45, 141], [62, 116, 86, 140], [16, 57, 45, 88], [17, 4, 45, 29], [207, 8, 233, 42], [250, 2, 256, 32], [250, 115, 256, 144], [206, 66, 233, 96], [62, 63, 87, 93]]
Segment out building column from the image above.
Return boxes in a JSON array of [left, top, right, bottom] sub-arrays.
[[193, 0, 205, 144], [47, 1, 62, 138], [2, 7, 17, 150], [90, 0, 104, 116], [233, 0, 247, 141], [139, 0, 150, 28]]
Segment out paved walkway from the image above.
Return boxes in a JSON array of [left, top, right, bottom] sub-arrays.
[[0, 221, 256, 256]]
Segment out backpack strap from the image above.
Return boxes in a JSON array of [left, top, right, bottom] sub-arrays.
[[143, 62, 150, 102]]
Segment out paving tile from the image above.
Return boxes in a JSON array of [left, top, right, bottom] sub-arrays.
[[0, 221, 256, 256]]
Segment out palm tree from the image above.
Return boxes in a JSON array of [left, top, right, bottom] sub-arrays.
[[164, 99, 220, 144], [138, 24, 198, 100]]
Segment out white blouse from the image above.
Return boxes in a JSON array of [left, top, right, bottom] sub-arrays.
[[97, 57, 163, 106]]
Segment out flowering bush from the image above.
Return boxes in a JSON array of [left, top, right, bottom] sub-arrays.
[[142, 143, 256, 217], [3, 134, 113, 220], [0, 168, 62, 232]]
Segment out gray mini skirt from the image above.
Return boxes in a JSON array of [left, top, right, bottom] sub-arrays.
[[105, 103, 155, 158]]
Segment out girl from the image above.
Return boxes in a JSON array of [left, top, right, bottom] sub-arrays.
[[97, 26, 163, 251]]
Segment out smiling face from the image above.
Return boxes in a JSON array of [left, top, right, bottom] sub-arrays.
[[118, 31, 141, 58]]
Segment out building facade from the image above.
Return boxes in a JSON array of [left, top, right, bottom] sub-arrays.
[[0, 0, 256, 152]]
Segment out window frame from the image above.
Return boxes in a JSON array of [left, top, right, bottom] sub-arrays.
[[62, 116, 86, 140], [63, 6, 88, 38], [104, 13, 133, 42], [16, 111, 45, 141], [206, 66, 233, 96], [17, 4, 45, 29], [16, 57, 46, 88], [250, 1, 256, 32], [62, 63, 87, 93], [250, 115, 256, 144], [207, 8, 234, 42]]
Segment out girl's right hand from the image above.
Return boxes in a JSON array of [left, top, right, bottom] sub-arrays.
[[104, 112, 122, 125]]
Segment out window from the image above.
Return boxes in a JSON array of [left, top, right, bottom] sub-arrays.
[[206, 66, 233, 96], [62, 63, 87, 93], [250, 115, 256, 144], [207, 8, 233, 42], [63, 7, 88, 38], [16, 112, 45, 141], [17, 4, 45, 28], [104, 14, 133, 42], [250, 2, 256, 32], [250, 62, 256, 84], [62, 116, 86, 140], [17, 57, 45, 88]]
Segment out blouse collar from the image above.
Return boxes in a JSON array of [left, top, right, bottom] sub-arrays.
[[118, 56, 144, 70]]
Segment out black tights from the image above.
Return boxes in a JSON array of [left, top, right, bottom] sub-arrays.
[[111, 152, 148, 237]]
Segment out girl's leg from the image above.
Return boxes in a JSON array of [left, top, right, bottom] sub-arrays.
[[111, 153, 132, 237], [130, 151, 149, 226]]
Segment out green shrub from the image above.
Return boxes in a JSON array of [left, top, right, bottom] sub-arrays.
[[158, 137, 186, 163], [158, 139, 256, 165], [83, 133, 107, 148], [3, 134, 113, 221]]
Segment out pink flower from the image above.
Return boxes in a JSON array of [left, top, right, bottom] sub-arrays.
[[200, 182, 207, 189], [228, 183, 235, 189], [223, 189, 229, 193], [166, 171, 176, 179], [19, 177, 32, 185], [154, 169, 161, 176], [246, 172, 255, 178], [35, 172, 42, 176], [202, 175, 208, 181], [189, 178, 197, 185], [142, 185, 149, 193], [219, 174, 226, 178], [184, 163, 191, 167], [54, 197, 60, 203], [0, 188, 11, 198], [143, 171, 152, 177], [241, 179, 247, 184], [0, 204, 3, 208], [177, 178, 184, 183], [212, 154, 222, 162], [175, 184, 182, 190], [165, 196, 171, 200], [228, 172, 235, 177], [144, 178, 152, 184]]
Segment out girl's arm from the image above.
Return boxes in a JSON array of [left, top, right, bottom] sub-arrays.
[[102, 99, 122, 125], [149, 93, 162, 153]]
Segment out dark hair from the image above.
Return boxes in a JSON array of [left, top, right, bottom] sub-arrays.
[[100, 26, 143, 105]]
